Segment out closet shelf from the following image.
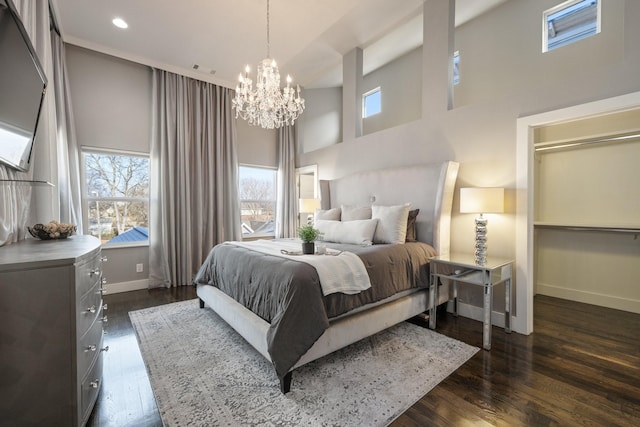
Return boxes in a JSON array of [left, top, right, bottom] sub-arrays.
[[534, 222, 640, 234]]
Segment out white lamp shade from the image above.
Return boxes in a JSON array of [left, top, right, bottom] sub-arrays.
[[460, 188, 504, 214], [299, 198, 320, 213]]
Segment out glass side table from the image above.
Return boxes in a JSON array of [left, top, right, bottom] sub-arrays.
[[428, 253, 513, 350]]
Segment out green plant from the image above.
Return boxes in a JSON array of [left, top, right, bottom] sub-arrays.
[[297, 225, 321, 243]]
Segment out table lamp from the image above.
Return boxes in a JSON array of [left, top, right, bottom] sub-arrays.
[[460, 187, 504, 265], [298, 198, 321, 225]]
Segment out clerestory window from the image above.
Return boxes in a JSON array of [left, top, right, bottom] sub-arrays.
[[363, 87, 381, 118], [543, 0, 600, 52]]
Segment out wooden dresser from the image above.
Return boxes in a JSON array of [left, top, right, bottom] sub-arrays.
[[0, 235, 107, 426]]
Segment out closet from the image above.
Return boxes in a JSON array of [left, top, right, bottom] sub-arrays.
[[533, 109, 640, 314]]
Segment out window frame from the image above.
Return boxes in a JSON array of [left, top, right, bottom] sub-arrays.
[[542, 0, 601, 53], [80, 147, 150, 248], [238, 163, 278, 240], [362, 87, 382, 118]]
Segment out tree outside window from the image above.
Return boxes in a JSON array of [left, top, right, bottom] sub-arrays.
[[83, 150, 149, 245]]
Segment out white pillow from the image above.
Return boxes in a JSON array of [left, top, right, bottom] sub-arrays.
[[314, 208, 341, 221], [315, 219, 378, 246], [341, 205, 372, 221], [372, 204, 411, 244]]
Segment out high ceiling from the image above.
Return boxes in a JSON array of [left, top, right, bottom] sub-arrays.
[[50, 0, 509, 89]]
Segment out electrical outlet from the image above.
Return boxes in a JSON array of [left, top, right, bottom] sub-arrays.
[[136, 263, 144, 273]]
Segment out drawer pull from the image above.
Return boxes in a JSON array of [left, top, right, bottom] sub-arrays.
[[100, 256, 108, 263], [89, 269, 100, 277], [101, 277, 107, 285], [89, 379, 100, 389], [102, 303, 108, 311], [96, 288, 105, 296], [101, 345, 110, 353], [85, 305, 96, 314], [85, 344, 97, 352], [101, 315, 108, 323]]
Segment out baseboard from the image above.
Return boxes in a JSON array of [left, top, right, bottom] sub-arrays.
[[537, 282, 640, 314], [104, 279, 149, 295], [452, 301, 511, 330]]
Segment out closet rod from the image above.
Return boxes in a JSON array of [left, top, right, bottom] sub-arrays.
[[535, 223, 640, 234], [535, 132, 640, 152]]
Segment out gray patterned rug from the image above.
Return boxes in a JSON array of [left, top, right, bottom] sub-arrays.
[[129, 299, 478, 426]]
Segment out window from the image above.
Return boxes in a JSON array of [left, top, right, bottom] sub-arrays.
[[239, 165, 277, 238], [363, 87, 381, 118], [453, 51, 460, 85], [82, 149, 149, 245], [543, 0, 600, 52]]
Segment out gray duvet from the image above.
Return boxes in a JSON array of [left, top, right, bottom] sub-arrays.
[[193, 241, 436, 381]]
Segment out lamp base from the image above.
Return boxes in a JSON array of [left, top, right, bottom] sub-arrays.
[[474, 214, 488, 265]]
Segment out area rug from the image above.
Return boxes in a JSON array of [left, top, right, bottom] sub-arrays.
[[130, 299, 478, 426]]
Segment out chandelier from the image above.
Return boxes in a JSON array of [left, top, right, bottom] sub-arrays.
[[232, 0, 305, 129]]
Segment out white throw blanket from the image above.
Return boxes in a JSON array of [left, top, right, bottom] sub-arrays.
[[226, 240, 371, 296]]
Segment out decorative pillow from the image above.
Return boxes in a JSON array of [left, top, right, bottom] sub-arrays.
[[314, 207, 341, 221], [341, 205, 372, 221], [405, 209, 420, 242], [315, 219, 378, 246], [372, 204, 411, 244]]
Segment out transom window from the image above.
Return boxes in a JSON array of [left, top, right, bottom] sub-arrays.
[[363, 87, 381, 118], [82, 149, 149, 245], [543, 0, 600, 52], [239, 165, 277, 238]]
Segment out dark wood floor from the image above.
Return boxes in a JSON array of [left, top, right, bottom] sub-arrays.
[[88, 289, 640, 426]]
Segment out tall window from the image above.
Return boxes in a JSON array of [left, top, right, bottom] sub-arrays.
[[239, 165, 277, 238], [82, 149, 149, 245], [363, 87, 381, 118], [543, 0, 600, 52]]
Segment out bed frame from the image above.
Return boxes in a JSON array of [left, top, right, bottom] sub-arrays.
[[196, 161, 459, 392]]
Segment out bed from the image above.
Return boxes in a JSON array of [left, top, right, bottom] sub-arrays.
[[194, 161, 459, 393]]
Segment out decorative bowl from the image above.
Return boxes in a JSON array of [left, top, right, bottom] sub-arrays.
[[28, 221, 77, 240]]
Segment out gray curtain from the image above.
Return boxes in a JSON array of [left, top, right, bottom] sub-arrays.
[[51, 30, 83, 230], [149, 69, 241, 288], [1, 0, 61, 246], [275, 125, 298, 238], [0, 0, 38, 246]]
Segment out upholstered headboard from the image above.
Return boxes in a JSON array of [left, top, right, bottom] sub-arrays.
[[319, 161, 459, 255]]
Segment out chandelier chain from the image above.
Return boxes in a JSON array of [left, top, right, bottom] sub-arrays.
[[266, 0, 270, 58]]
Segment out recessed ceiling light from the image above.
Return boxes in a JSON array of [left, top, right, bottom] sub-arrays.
[[112, 18, 128, 29]]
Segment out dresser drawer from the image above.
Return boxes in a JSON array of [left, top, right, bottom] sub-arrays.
[[77, 281, 103, 337], [77, 310, 105, 378], [80, 351, 104, 425], [76, 251, 102, 298]]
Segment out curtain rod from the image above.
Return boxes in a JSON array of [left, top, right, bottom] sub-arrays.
[[534, 132, 640, 152]]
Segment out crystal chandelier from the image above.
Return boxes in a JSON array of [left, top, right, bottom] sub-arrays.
[[232, 0, 305, 129]]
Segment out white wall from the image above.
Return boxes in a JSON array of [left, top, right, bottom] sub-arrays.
[[298, 87, 343, 153], [454, 0, 625, 108], [298, 0, 640, 332], [363, 46, 422, 135]]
